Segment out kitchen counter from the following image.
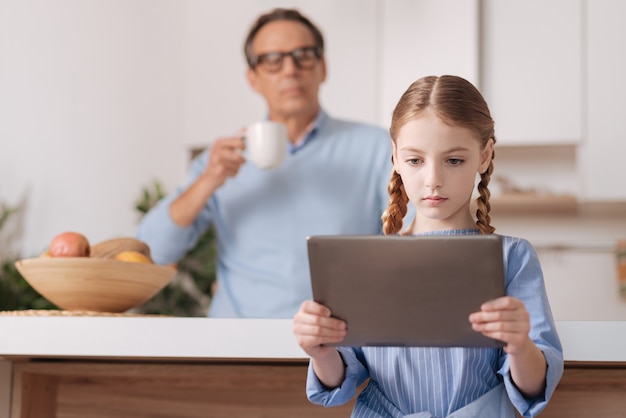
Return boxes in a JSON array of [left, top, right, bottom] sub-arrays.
[[0, 317, 307, 361], [0, 317, 624, 361], [1, 317, 625, 418]]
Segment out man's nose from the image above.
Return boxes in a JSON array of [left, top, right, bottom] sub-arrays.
[[281, 55, 299, 74]]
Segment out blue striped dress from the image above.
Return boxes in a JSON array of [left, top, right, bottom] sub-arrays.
[[306, 231, 563, 418]]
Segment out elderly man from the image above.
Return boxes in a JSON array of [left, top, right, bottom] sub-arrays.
[[138, 8, 393, 318]]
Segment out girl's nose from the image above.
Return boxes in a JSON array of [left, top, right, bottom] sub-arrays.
[[425, 164, 443, 190]]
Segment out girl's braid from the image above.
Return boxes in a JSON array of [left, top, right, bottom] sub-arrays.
[[475, 149, 495, 234], [382, 169, 408, 235]]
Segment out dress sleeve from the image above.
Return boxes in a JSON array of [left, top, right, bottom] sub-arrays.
[[497, 237, 564, 417], [306, 347, 370, 407], [136, 151, 213, 265]]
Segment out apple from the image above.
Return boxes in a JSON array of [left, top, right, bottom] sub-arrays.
[[48, 232, 91, 257]]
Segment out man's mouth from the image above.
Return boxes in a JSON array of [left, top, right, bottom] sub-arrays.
[[280, 82, 303, 94]]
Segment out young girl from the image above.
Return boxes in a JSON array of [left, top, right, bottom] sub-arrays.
[[293, 75, 563, 417]]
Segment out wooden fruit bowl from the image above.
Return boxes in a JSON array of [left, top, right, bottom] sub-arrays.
[[15, 257, 176, 313]]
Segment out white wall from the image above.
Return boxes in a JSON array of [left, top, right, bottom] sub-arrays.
[[1, 0, 625, 320], [0, 0, 478, 255], [1, 0, 187, 254], [0, 0, 384, 256]]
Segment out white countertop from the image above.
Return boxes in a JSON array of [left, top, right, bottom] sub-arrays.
[[0, 317, 623, 362]]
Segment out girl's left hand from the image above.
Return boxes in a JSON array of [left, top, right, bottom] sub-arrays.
[[468, 296, 533, 355]]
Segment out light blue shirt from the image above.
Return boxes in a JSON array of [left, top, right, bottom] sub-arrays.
[[137, 111, 393, 318], [306, 231, 563, 418]]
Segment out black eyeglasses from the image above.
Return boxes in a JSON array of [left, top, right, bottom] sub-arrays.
[[251, 46, 322, 73]]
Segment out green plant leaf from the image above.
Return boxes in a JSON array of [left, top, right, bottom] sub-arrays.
[[133, 180, 217, 316]]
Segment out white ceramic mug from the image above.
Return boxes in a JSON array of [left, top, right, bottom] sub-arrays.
[[245, 121, 288, 169]]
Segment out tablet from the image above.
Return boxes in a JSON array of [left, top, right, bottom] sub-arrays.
[[307, 234, 505, 348]]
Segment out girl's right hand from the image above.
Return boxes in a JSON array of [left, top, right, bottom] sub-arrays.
[[293, 300, 347, 359]]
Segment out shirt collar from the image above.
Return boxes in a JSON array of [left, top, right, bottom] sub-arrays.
[[262, 110, 327, 154], [289, 110, 327, 154]]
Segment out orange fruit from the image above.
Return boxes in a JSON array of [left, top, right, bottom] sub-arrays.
[[114, 251, 152, 264]]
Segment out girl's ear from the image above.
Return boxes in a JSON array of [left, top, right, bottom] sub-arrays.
[[391, 143, 399, 173], [479, 138, 494, 174]]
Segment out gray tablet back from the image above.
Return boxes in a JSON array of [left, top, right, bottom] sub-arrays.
[[307, 234, 505, 348]]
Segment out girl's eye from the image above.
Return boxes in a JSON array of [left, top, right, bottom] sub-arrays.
[[407, 158, 422, 165], [448, 158, 464, 166]]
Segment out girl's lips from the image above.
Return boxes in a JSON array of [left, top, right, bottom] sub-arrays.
[[424, 196, 447, 206]]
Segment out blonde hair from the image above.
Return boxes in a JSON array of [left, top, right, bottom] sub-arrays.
[[381, 75, 496, 235]]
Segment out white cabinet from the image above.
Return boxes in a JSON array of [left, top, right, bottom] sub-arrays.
[[580, 0, 626, 201], [379, 0, 479, 128], [278, 0, 380, 126], [480, 0, 583, 146]]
